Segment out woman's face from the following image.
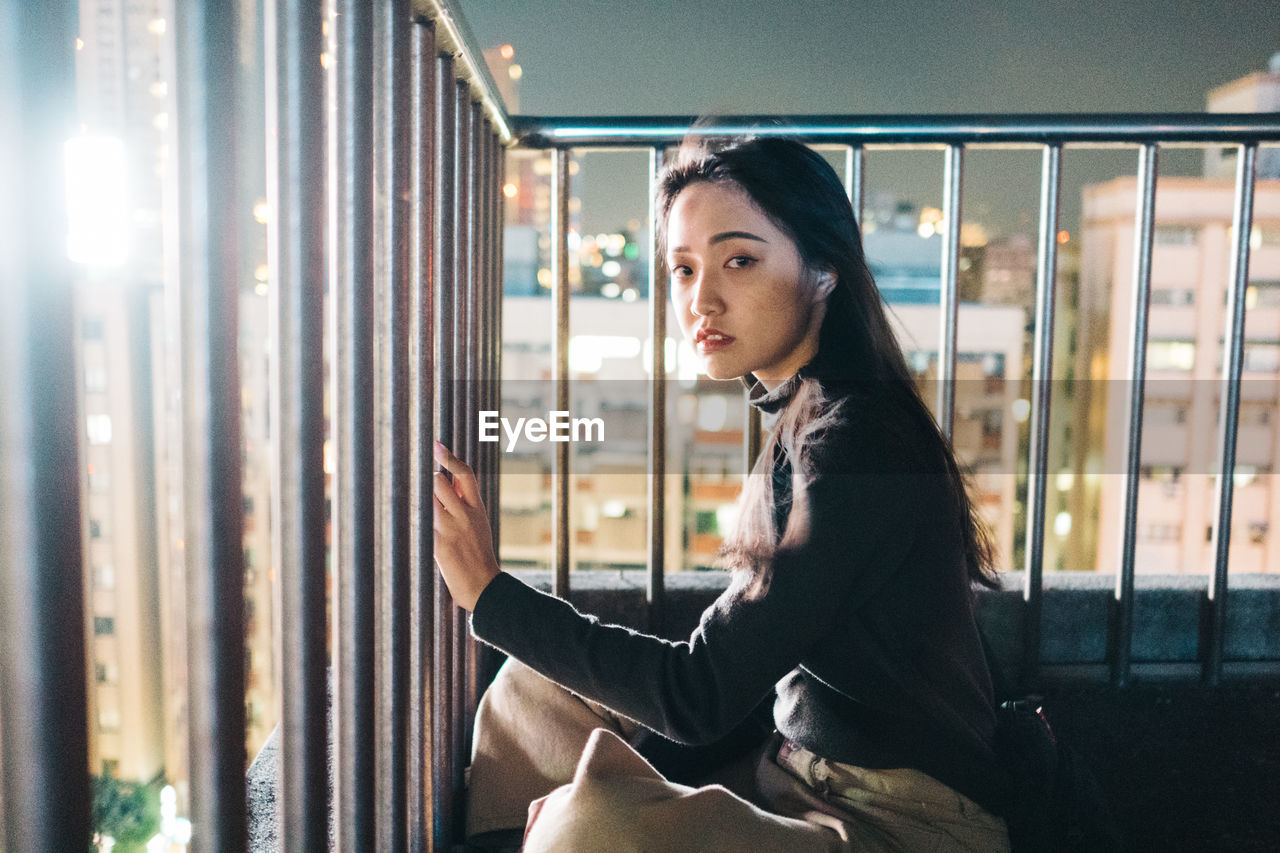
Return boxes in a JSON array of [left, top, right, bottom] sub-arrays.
[[666, 181, 829, 386]]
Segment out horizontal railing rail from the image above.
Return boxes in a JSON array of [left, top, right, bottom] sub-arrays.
[[513, 112, 1280, 146]]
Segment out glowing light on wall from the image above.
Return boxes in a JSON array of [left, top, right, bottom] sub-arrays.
[[65, 136, 129, 267], [1053, 511, 1072, 537], [569, 335, 642, 373]]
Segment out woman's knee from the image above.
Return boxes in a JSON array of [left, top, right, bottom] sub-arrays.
[[480, 657, 561, 715]]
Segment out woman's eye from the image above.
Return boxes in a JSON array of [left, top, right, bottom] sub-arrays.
[[727, 255, 755, 269], [670, 264, 692, 278]]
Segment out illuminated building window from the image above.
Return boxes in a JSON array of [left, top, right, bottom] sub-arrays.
[[88, 469, 110, 493], [86, 413, 113, 445], [1255, 228, 1280, 247], [102, 759, 118, 778], [1251, 280, 1280, 307], [95, 563, 115, 589], [1150, 289, 1195, 307], [84, 363, 107, 392], [98, 706, 121, 732], [94, 616, 115, 636], [1154, 225, 1198, 246], [1147, 340, 1195, 372]]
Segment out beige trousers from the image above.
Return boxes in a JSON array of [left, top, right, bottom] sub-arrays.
[[467, 659, 1010, 853]]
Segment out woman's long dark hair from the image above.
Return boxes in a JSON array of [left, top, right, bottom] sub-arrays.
[[656, 134, 1000, 592]]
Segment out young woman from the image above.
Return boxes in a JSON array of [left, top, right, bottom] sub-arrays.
[[433, 135, 1011, 852]]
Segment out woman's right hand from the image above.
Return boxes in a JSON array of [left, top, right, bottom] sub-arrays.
[[432, 441, 501, 611]]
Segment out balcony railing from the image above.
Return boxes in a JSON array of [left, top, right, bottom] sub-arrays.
[[3, 0, 1280, 850]]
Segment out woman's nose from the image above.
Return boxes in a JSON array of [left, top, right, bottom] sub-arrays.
[[690, 273, 723, 317]]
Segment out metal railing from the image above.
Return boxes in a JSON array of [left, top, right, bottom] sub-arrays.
[[519, 113, 1280, 693], [3, 0, 1280, 850]]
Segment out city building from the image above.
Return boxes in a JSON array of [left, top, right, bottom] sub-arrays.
[[73, 0, 281, 837], [1076, 56, 1280, 575], [74, 0, 170, 787], [496, 294, 1027, 573], [1203, 52, 1280, 181], [1078, 176, 1280, 574]]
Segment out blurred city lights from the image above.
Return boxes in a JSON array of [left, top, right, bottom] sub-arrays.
[[1011, 398, 1031, 422], [503, 182, 518, 199], [1053, 511, 1072, 537], [715, 504, 739, 536], [499, 44, 514, 59], [147, 18, 166, 35], [569, 335, 641, 373], [696, 395, 728, 431], [508, 64, 522, 80], [1057, 230, 1070, 244], [65, 135, 129, 267], [253, 200, 270, 224]]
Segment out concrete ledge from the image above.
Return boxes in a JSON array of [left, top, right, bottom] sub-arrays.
[[507, 569, 1280, 679], [246, 571, 1280, 851]]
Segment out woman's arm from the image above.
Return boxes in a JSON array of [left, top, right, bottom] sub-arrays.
[[434, 434, 919, 745], [432, 441, 500, 610]]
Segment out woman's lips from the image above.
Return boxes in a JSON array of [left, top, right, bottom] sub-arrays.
[[696, 332, 734, 353]]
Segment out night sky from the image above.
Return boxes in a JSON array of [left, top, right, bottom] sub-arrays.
[[460, 0, 1280, 237]]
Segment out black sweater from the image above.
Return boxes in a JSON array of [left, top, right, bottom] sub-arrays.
[[470, 364, 1006, 813]]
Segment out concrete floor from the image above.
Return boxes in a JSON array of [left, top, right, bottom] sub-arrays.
[[1036, 681, 1280, 852]]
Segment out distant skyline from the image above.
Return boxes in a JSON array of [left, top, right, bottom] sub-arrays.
[[461, 0, 1279, 239]]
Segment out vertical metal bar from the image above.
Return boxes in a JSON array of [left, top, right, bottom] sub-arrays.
[[449, 82, 473, 841], [746, 406, 762, 473], [937, 144, 964, 439], [1021, 144, 1062, 687], [0, 1, 92, 849], [373, 0, 412, 848], [482, 129, 499, 538], [173, 0, 250, 847], [265, 0, 328, 848], [1206, 143, 1258, 685], [647, 146, 667, 632], [407, 19, 436, 852], [844, 144, 865, 227], [430, 50, 458, 851], [468, 122, 491, 732], [551, 147, 572, 595], [1113, 143, 1159, 688], [490, 132, 505, 560], [332, 0, 376, 845], [463, 104, 486, 745]]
